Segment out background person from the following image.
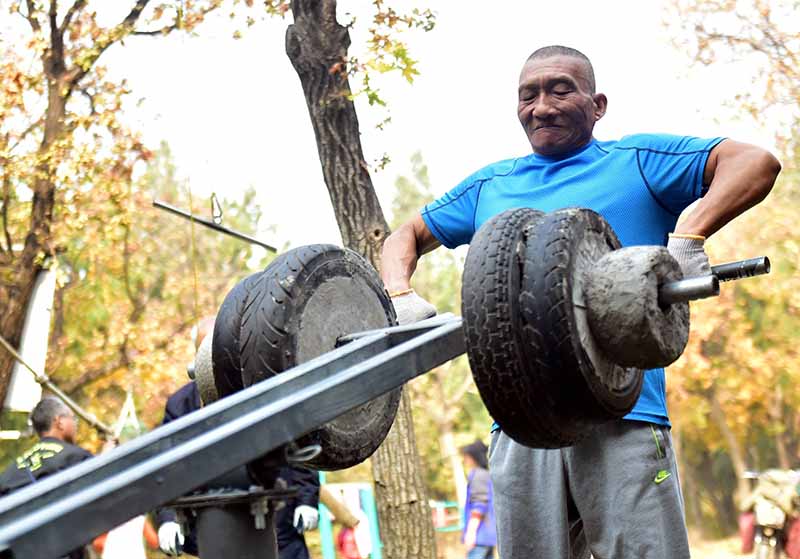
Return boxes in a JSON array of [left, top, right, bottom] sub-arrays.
[[460, 440, 496, 559], [155, 316, 320, 558], [381, 44, 780, 558], [0, 397, 94, 559], [155, 380, 321, 559], [0, 397, 91, 494]]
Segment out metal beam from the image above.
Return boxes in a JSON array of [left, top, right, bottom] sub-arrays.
[[152, 199, 277, 253], [0, 317, 465, 559]]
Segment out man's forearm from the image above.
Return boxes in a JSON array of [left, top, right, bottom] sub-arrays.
[[676, 144, 780, 238], [381, 222, 422, 293]]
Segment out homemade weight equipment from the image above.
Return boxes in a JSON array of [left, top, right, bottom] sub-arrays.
[[462, 206, 768, 448], [0, 207, 768, 558]]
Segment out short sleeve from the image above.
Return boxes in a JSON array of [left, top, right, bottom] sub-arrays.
[[632, 134, 725, 216], [421, 176, 484, 249]]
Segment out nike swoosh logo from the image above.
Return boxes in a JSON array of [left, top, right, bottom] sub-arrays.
[[654, 470, 672, 484]]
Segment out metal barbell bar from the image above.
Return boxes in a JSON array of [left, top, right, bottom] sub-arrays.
[[657, 256, 770, 306]]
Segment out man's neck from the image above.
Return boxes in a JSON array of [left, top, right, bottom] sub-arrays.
[[39, 432, 65, 443]]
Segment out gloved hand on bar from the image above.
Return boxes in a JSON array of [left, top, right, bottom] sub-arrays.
[[667, 233, 712, 278], [293, 504, 319, 534], [157, 521, 184, 556], [389, 289, 437, 325]]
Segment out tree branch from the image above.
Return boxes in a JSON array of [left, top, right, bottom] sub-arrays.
[[131, 3, 220, 37], [61, 322, 192, 394], [63, 0, 152, 87], [131, 26, 178, 36], [23, 0, 42, 32], [123, 224, 145, 321], [1, 168, 13, 255], [79, 87, 96, 115], [59, 0, 86, 35], [48, 0, 66, 76], [447, 371, 474, 408], [7, 118, 44, 155]]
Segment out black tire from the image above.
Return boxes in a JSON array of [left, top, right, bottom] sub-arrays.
[[520, 208, 643, 423], [212, 271, 263, 399], [212, 271, 284, 486], [462, 207, 586, 448], [237, 244, 401, 470]]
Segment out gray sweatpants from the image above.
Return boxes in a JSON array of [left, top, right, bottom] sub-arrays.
[[489, 420, 690, 559]]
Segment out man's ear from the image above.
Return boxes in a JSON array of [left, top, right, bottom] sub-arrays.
[[593, 93, 608, 121]]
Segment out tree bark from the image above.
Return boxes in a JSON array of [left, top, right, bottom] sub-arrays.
[[285, 2, 436, 558], [0, 68, 67, 407], [432, 366, 468, 506]]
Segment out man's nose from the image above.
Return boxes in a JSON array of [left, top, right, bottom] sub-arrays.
[[531, 94, 558, 119]]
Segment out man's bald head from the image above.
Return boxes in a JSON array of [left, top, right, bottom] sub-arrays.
[[527, 45, 596, 94]]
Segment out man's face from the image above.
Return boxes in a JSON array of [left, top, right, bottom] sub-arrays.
[[57, 413, 78, 444], [517, 55, 607, 156]]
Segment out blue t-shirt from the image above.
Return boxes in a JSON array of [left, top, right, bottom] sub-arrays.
[[422, 133, 724, 426]]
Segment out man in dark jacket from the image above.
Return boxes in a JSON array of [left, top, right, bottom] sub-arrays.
[[0, 397, 92, 494], [0, 397, 93, 559], [156, 380, 320, 559]]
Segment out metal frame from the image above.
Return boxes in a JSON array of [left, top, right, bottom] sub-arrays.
[[0, 316, 465, 559]]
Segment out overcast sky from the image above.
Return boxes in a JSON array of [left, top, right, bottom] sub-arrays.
[[83, 2, 780, 250]]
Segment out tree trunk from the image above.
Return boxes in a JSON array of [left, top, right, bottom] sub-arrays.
[[372, 390, 437, 558], [0, 74, 66, 406], [770, 385, 791, 469], [440, 428, 467, 507], [432, 366, 467, 506], [285, 2, 436, 558], [708, 385, 750, 507]]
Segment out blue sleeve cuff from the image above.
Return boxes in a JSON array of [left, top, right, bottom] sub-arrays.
[[695, 137, 726, 198], [470, 503, 488, 515], [421, 208, 459, 249]]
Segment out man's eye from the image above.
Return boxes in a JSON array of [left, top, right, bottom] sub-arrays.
[[553, 89, 571, 95]]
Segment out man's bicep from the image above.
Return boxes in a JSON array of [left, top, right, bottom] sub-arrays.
[[411, 213, 441, 256], [702, 138, 731, 186]]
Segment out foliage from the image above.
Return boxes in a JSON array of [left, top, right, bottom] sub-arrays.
[[0, 142, 271, 464], [668, 0, 800, 153], [0, 0, 248, 416], [667, 0, 800, 536], [1, 0, 437, 501]]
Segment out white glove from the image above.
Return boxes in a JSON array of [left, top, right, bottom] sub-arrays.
[[390, 289, 437, 325], [293, 504, 319, 533], [158, 521, 184, 556], [667, 234, 711, 278]]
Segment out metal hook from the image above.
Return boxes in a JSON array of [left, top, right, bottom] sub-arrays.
[[210, 193, 223, 225], [285, 443, 322, 464]]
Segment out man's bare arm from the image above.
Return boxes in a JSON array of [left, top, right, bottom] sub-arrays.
[[381, 213, 441, 293], [675, 139, 781, 238]]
